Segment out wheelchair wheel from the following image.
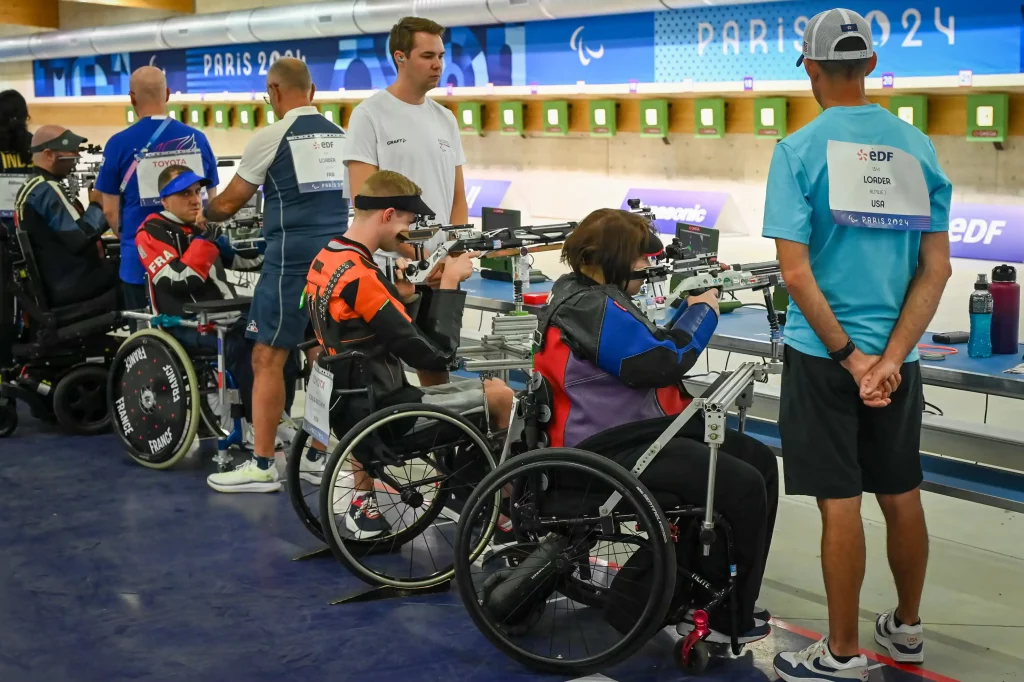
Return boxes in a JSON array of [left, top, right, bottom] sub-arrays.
[[52, 364, 111, 436], [285, 424, 336, 543], [320, 403, 500, 589], [0, 396, 16, 437], [453, 448, 676, 676], [107, 329, 200, 469]]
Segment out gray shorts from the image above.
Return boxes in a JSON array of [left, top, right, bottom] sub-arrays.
[[420, 378, 486, 417]]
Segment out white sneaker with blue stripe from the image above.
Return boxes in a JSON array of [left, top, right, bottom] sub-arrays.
[[874, 609, 924, 663], [774, 637, 868, 682]]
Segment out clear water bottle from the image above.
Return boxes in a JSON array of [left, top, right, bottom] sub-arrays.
[[968, 274, 994, 359]]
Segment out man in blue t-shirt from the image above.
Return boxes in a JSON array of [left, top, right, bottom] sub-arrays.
[[95, 66, 219, 313], [763, 10, 953, 682]]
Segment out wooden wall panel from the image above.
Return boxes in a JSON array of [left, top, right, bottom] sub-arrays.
[[29, 93, 1024, 142]]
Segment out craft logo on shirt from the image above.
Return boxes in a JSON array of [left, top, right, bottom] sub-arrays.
[[438, 138, 451, 153], [386, 138, 406, 146]]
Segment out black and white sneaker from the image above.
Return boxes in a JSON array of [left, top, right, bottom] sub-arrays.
[[345, 492, 392, 540]]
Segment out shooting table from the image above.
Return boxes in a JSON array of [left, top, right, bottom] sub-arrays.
[[462, 274, 1024, 512]]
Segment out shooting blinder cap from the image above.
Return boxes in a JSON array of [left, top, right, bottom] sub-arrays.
[[30, 129, 88, 153], [353, 194, 435, 221], [643, 229, 664, 258]]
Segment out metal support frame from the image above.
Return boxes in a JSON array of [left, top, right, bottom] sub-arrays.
[[598, 360, 782, 553]]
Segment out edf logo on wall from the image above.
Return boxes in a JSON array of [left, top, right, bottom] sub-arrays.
[[948, 204, 1024, 263]]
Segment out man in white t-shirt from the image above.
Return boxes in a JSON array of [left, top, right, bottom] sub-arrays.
[[344, 16, 469, 385]]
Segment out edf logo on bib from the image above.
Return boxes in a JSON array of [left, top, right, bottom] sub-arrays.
[[858, 149, 894, 162]]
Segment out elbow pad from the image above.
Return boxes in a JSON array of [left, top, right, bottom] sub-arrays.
[[421, 289, 467, 354], [671, 303, 718, 354]]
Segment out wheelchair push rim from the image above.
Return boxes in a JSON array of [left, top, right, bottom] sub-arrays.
[[320, 403, 501, 590], [453, 448, 677, 676], [107, 328, 200, 470]]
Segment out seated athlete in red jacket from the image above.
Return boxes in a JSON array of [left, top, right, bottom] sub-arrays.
[[136, 164, 262, 423], [533, 208, 779, 645]]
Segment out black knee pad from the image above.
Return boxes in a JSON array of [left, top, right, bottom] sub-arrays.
[[482, 535, 568, 628]]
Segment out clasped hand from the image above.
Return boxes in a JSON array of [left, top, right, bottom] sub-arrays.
[[842, 349, 901, 408]]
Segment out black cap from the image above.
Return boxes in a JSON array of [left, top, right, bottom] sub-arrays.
[[974, 273, 990, 290], [643, 230, 664, 258], [29, 129, 88, 153], [992, 264, 1016, 283], [353, 193, 435, 220]]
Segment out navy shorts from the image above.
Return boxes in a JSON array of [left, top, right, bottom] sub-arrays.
[[778, 345, 924, 499], [245, 271, 312, 349]]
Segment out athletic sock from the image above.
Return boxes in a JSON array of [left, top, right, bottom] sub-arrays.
[[305, 445, 323, 461], [893, 612, 921, 628], [254, 455, 275, 471], [827, 641, 857, 665]]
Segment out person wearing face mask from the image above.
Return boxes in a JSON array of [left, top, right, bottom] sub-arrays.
[[13, 125, 117, 309], [135, 164, 262, 422], [532, 208, 779, 647]]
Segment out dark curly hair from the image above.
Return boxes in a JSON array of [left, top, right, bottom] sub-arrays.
[[0, 90, 31, 166]]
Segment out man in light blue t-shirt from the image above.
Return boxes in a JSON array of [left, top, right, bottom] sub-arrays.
[[763, 9, 952, 682]]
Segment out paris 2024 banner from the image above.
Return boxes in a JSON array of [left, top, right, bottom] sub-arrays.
[[34, 1, 1023, 97]]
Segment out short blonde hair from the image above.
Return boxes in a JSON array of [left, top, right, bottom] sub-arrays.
[[389, 16, 446, 67], [354, 170, 423, 217]]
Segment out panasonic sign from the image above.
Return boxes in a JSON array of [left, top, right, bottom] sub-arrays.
[[620, 189, 729, 235]]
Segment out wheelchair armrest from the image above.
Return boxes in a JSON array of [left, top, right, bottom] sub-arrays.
[[318, 349, 372, 366], [182, 297, 252, 315], [297, 338, 320, 352]]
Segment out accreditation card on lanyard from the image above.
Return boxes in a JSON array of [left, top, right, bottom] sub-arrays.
[[827, 140, 931, 231], [0, 174, 30, 218], [288, 133, 346, 193], [303, 362, 334, 444], [135, 149, 205, 206]]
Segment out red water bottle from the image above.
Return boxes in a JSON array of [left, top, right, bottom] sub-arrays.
[[990, 264, 1020, 354]]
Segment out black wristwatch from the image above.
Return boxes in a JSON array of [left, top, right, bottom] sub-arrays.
[[828, 339, 856, 363]]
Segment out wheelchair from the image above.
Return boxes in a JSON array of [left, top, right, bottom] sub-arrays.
[[0, 219, 122, 437], [106, 300, 252, 469], [449, 358, 782, 677], [286, 313, 541, 593]]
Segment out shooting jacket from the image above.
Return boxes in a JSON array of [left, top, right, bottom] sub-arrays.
[[306, 236, 466, 405], [534, 273, 718, 448]]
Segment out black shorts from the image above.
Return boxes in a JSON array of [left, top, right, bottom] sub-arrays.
[[778, 345, 924, 499]]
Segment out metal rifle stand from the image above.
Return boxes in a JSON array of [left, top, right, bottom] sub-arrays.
[[330, 579, 454, 606]]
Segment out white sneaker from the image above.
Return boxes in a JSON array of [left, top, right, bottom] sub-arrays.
[[874, 609, 924, 663], [774, 637, 868, 682], [207, 458, 282, 493], [299, 448, 326, 485]]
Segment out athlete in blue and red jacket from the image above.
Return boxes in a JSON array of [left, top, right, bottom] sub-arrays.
[[534, 208, 778, 644]]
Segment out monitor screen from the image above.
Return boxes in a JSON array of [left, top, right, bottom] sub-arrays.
[[482, 207, 521, 232], [674, 223, 719, 259]]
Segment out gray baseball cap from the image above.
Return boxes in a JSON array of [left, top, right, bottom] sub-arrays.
[[796, 8, 874, 66]]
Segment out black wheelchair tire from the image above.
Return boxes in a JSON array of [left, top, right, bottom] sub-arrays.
[[52, 364, 112, 436], [106, 329, 200, 470], [320, 402, 499, 589], [453, 448, 677, 676], [285, 426, 325, 543], [0, 397, 17, 437]]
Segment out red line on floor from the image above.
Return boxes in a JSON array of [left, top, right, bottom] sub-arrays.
[[769, 618, 961, 682]]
